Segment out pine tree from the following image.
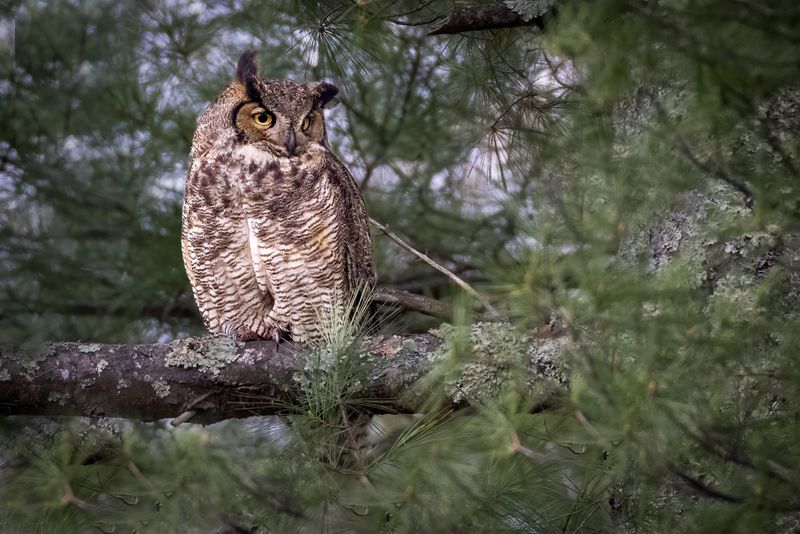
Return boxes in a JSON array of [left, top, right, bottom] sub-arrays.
[[2, 0, 799, 532]]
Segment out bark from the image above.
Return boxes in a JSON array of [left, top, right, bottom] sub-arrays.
[[0, 330, 568, 424], [427, 4, 547, 35]]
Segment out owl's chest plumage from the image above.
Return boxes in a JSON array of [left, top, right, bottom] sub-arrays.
[[182, 141, 366, 341]]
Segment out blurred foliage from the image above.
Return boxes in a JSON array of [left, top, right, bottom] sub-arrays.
[[2, 0, 800, 532], [1, 0, 568, 342]]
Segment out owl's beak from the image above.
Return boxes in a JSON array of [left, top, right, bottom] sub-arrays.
[[285, 128, 297, 156]]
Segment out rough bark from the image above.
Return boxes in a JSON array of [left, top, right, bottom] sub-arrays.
[[0, 329, 568, 424], [427, 4, 546, 35]]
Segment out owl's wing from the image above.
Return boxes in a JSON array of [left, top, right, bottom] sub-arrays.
[[325, 153, 377, 290]]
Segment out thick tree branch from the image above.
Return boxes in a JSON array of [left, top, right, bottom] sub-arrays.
[[0, 332, 567, 423], [426, 4, 547, 35]]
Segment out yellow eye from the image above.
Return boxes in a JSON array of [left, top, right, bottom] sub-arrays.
[[301, 116, 311, 131], [252, 110, 274, 127]]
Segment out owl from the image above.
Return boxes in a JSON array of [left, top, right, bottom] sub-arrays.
[[181, 51, 376, 343]]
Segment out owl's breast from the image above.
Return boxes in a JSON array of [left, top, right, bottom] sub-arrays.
[[235, 145, 330, 215]]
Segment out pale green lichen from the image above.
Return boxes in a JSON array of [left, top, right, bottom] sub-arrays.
[[152, 378, 171, 398], [0, 368, 10, 382], [0, 342, 55, 381], [527, 336, 570, 397], [96, 359, 108, 374], [47, 391, 70, 406], [165, 335, 239, 376], [117, 377, 130, 389], [79, 343, 103, 354], [429, 322, 569, 405]]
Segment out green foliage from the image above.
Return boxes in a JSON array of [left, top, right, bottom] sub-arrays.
[[2, 0, 800, 532]]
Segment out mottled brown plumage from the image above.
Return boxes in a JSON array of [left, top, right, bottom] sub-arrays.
[[181, 51, 375, 342]]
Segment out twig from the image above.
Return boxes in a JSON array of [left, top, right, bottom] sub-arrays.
[[127, 461, 155, 491], [574, 410, 602, 439], [651, 98, 754, 208], [170, 409, 198, 427], [369, 218, 500, 318], [508, 431, 548, 462], [667, 463, 743, 503], [663, 407, 800, 489], [170, 391, 214, 427], [338, 395, 362, 460], [673, 134, 754, 209], [372, 286, 451, 319], [61, 481, 99, 513]]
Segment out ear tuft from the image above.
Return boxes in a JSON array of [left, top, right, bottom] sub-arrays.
[[312, 82, 340, 109], [236, 50, 259, 86]]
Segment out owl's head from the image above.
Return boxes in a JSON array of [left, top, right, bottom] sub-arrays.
[[197, 51, 340, 159]]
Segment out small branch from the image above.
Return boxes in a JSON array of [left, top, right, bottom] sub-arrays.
[[664, 407, 800, 490], [651, 98, 754, 208], [673, 134, 754, 209], [61, 481, 100, 513], [372, 287, 451, 319], [170, 391, 214, 427], [370, 218, 501, 318], [508, 431, 548, 462], [668, 464, 743, 504], [170, 409, 197, 427]]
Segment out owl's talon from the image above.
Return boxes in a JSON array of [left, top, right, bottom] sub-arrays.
[[267, 325, 292, 344], [229, 326, 260, 342]]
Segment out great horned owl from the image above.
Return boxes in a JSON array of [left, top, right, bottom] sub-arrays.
[[181, 51, 376, 342]]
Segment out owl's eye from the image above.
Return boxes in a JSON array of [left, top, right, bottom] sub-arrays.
[[301, 116, 311, 131], [252, 109, 274, 128]]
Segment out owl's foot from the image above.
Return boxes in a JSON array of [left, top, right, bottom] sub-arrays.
[[266, 324, 293, 344], [222, 323, 260, 342]]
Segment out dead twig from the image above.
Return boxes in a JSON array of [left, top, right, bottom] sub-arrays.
[[508, 431, 548, 462], [369, 218, 500, 318], [372, 286, 451, 319], [170, 391, 214, 427]]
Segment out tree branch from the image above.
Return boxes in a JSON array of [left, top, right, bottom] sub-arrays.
[[370, 218, 501, 318], [0, 332, 567, 423], [372, 287, 452, 319], [426, 4, 546, 35]]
